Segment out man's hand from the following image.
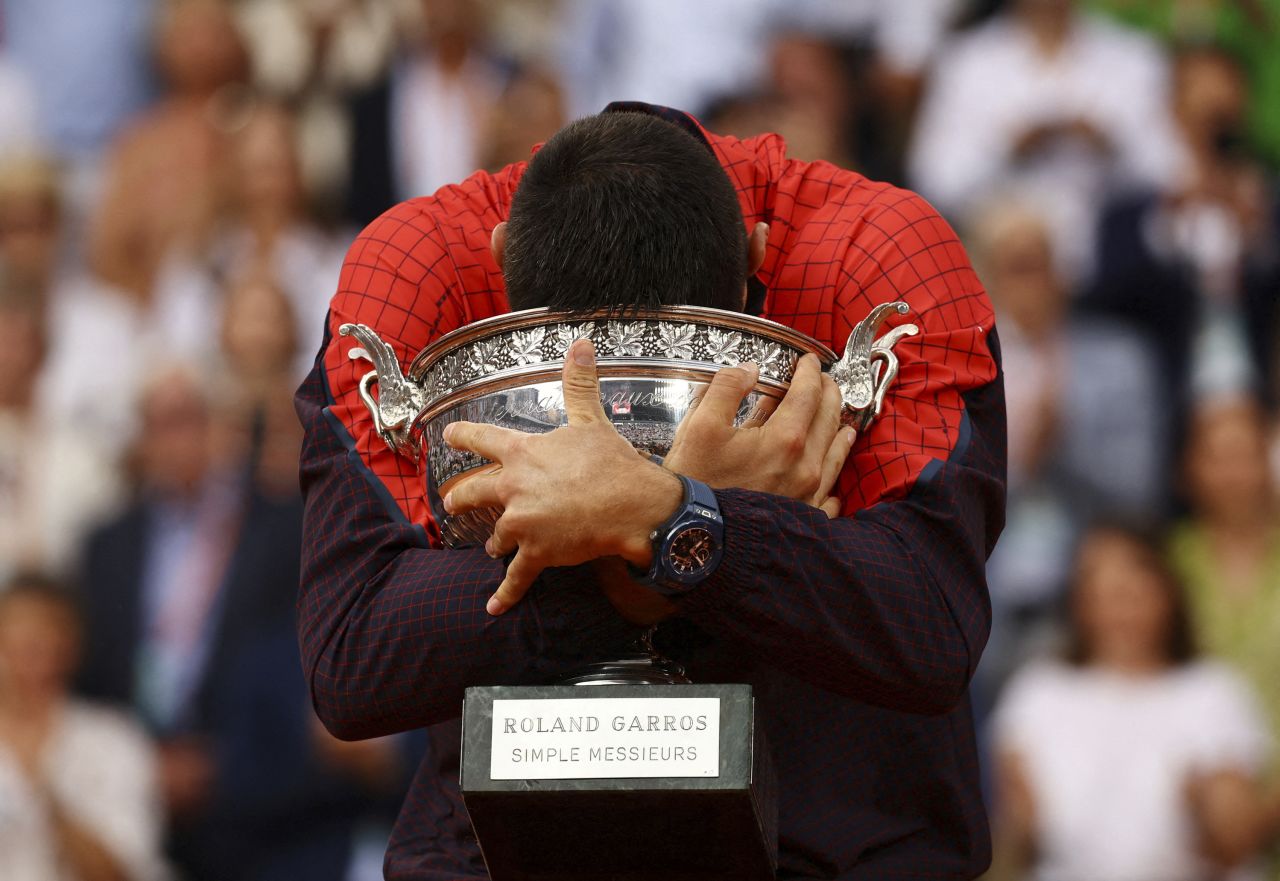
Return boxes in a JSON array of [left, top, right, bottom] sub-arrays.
[[444, 339, 683, 616], [665, 353, 855, 517]]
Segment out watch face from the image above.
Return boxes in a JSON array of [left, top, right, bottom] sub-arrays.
[[668, 525, 716, 575]]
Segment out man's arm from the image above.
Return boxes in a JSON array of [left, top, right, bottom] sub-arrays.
[[297, 331, 644, 739], [296, 191, 646, 740], [707, 134, 1004, 714], [666, 366, 1001, 715]]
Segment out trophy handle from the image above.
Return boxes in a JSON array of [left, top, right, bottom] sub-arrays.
[[339, 323, 430, 459], [828, 301, 919, 432]]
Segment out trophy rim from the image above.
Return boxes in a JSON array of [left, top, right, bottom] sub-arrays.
[[406, 305, 839, 379]]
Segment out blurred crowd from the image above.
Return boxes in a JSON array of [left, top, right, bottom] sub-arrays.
[[0, 0, 1277, 879]]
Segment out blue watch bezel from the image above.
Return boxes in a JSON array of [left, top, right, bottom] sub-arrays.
[[640, 474, 724, 595]]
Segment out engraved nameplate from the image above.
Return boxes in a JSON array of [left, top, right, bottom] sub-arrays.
[[489, 697, 721, 780]]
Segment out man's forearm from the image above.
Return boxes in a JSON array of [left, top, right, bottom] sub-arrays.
[[297, 378, 639, 739], [669, 381, 1000, 718], [673, 487, 992, 715], [302, 547, 640, 739]]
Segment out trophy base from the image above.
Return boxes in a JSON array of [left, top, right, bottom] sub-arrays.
[[461, 683, 777, 881], [560, 651, 691, 686]]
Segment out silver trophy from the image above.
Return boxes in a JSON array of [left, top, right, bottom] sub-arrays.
[[339, 303, 917, 682], [340, 303, 918, 880], [341, 302, 916, 543]]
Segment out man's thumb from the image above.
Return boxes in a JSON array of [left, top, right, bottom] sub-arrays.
[[562, 339, 605, 424]]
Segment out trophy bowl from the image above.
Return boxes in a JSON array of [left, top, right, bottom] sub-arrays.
[[340, 302, 917, 549]]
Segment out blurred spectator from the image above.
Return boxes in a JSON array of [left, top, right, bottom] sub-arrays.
[[967, 200, 1164, 710], [76, 366, 301, 880], [558, 0, 774, 122], [990, 524, 1274, 880], [89, 0, 250, 302], [1088, 0, 1280, 170], [217, 274, 307, 498], [154, 103, 345, 375], [1086, 44, 1280, 431], [208, 630, 420, 881], [0, 572, 167, 881], [702, 30, 860, 171], [236, 0, 398, 212], [909, 0, 1180, 278], [764, 0, 966, 180], [1170, 397, 1280, 759], [0, 154, 149, 454], [1, 0, 155, 162], [346, 0, 509, 227], [478, 65, 566, 173], [765, 32, 858, 167], [0, 282, 122, 585]]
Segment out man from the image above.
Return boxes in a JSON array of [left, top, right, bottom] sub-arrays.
[[78, 367, 303, 880], [297, 105, 1005, 879]]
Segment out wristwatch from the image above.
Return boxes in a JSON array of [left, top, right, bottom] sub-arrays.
[[634, 474, 724, 595]]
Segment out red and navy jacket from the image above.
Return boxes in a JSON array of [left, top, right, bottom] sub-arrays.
[[295, 104, 1006, 880]]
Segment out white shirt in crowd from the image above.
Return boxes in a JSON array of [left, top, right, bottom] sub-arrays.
[[36, 273, 149, 461], [0, 408, 122, 584], [0, 701, 168, 881], [909, 13, 1180, 279], [143, 224, 346, 383], [994, 660, 1272, 881]]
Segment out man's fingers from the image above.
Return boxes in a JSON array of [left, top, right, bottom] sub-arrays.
[[693, 362, 759, 426], [487, 550, 543, 615], [670, 382, 711, 449], [740, 393, 778, 429], [443, 471, 502, 515], [802, 374, 845, 468], [819, 496, 842, 519], [484, 521, 515, 559], [769, 353, 824, 434], [444, 421, 519, 461], [813, 426, 856, 507], [562, 339, 606, 425]]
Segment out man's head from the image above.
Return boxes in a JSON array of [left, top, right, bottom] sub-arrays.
[[494, 112, 767, 313]]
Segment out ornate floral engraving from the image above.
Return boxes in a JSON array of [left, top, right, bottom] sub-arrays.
[[607, 321, 648, 357], [552, 321, 594, 354], [705, 327, 743, 365], [509, 326, 546, 366], [755, 341, 784, 375], [466, 337, 504, 375], [656, 322, 697, 359]]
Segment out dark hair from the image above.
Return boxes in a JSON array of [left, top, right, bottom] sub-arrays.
[[503, 112, 748, 313], [1063, 521, 1196, 666]]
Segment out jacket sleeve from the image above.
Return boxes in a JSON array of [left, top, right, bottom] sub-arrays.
[[295, 191, 639, 741], [683, 137, 1005, 715]]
